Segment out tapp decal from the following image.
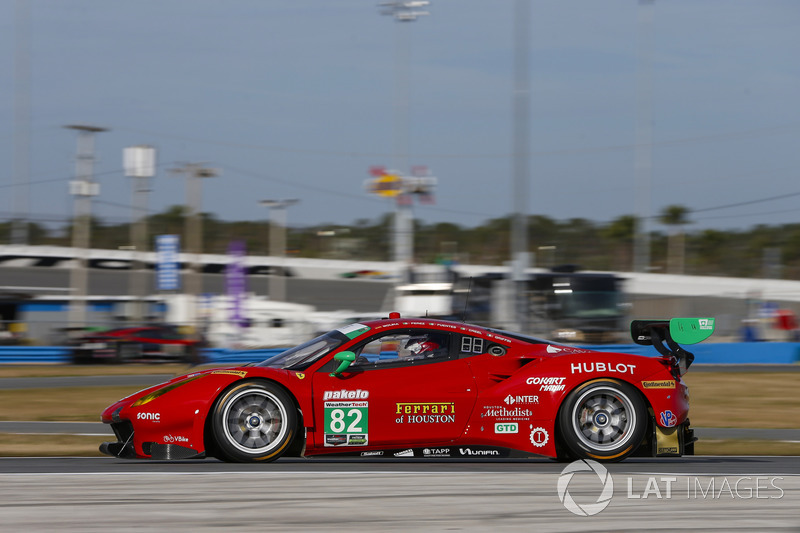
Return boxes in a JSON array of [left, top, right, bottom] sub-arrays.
[[395, 402, 456, 424], [571, 362, 636, 375]]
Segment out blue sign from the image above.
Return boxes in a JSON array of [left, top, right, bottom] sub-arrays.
[[156, 234, 180, 291]]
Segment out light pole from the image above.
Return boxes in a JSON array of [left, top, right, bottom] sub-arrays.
[[65, 124, 108, 328], [378, 1, 430, 282], [171, 163, 218, 330], [123, 145, 156, 324], [260, 199, 299, 302]]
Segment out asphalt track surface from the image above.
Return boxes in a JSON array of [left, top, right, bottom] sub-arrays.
[[0, 456, 798, 531]]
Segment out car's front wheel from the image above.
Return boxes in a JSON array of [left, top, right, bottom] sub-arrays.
[[211, 381, 297, 462], [558, 379, 647, 462]]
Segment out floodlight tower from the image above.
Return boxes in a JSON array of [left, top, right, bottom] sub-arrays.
[[65, 124, 108, 328], [378, 1, 430, 279], [260, 199, 299, 302], [124, 145, 156, 324]]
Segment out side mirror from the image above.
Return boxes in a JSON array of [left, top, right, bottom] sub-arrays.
[[330, 351, 356, 377]]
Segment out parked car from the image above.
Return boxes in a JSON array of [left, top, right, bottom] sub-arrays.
[[70, 325, 203, 364]]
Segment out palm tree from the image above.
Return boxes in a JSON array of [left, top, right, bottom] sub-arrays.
[[660, 205, 690, 274]]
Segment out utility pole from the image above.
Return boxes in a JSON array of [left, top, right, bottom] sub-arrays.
[[260, 199, 299, 302], [171, 163, 218, 331], [511, 0, 531, 332], [65, 124, 108, 328], [379, 1, 430, 281], [123, 145, 156, 324], [634, 0, 655, 273], [12, 0, 31, 245]]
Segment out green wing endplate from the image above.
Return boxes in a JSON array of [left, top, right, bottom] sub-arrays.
[[630, 317, 715, 373]]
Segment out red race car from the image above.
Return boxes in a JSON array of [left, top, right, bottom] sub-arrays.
[[100, 314, 713, 462], [71, 325, 203, 364]]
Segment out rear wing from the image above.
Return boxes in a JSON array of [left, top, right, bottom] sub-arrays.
[[630, 318, 715, 374]]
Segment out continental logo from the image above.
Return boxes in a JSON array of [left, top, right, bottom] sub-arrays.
[[641, 380, 676, 389], [211, 370, 249, 377]]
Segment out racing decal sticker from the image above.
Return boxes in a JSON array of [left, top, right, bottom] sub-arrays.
[[494, 422, 518, 434], [136, 412, 161, 421], [324, 401, 369, 446], [323, 389, 369, 400], [211, 370, 248, 377], [641, 380, 676, 389], [295, 372, 305, 380], [395, 402, 455, 424], [526, 376, 567, 392], [361, 451, 384, 457], [481, 406, 533, 421], [503, 394, 539, 406], [422, 448, 450, 457], [530, 427, 549, 447], [570, 362, 637, 375], [394, 449, 414, 457], [338, 323, 370, 339], [458, 447, 500, 457], [659, 410, 678, 427], [163, 434, 189, 444]]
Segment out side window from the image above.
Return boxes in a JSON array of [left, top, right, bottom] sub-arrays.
[[352, 330, 450, 367]]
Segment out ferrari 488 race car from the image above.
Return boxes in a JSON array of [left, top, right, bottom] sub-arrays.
[[100, 314, 713, 463]]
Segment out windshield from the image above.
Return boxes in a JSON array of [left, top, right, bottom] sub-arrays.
[[257, 330, 349, 370]]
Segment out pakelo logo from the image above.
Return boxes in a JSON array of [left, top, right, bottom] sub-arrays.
[[323, 389, 369, 401], [136, 412, 160, 421], [557, 459, 614, 516], [660, 410, 678, 427], [503, 395, 539, 406], [530, 427, 549, 447], [494, 422, 518, 434]]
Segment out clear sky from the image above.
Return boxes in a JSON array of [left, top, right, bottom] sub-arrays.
[[1, 0, 799, 234]]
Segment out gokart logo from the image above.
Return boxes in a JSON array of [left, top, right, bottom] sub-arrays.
[[557, 460, 614, 516]]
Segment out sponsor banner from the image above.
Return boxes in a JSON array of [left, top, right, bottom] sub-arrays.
[[641, 380, 676, 389], [422, 447, 451, 458], [155, 234, 180, 291], [324, 400, 369, 447]]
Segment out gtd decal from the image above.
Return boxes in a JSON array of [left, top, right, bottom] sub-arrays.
[[137, 412, 160, 421], [570, 362, 636, 375], [323, 389, 369, 400], [495, 423, 519, 434]]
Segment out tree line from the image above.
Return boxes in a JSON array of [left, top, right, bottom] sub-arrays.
[[2, 204, 797, 279]]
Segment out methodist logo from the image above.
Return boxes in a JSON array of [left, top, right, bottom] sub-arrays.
[[557, 459, 614, 516]]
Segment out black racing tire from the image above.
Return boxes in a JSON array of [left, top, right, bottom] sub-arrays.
[[211, 380, 297, 463], [558, 379, 647, 462]]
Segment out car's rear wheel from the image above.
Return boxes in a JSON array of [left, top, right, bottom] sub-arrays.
[[211, 381, 297, 462], [558, 379, 647, 462]]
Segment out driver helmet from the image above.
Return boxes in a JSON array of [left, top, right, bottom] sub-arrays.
[[405, 335, 440, 356]]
